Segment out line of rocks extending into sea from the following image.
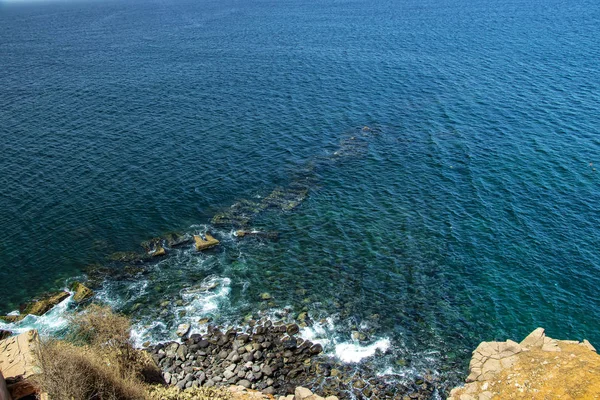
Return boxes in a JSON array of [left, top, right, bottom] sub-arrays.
[[146, 321, 440, 399]]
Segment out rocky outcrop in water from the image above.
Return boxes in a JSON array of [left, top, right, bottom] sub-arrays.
[[0, 291, 70, 323], [70, 282, 93, 304], [449, 328, 600, 399], [194, 233, 220, 251]]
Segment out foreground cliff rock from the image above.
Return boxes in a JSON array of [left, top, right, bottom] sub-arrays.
[[449, 328, 600, 399], [0, 330, 41, 399]]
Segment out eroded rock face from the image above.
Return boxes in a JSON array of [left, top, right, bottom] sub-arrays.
[[0, 330, 40, 400], [449, 328, 600, 399]]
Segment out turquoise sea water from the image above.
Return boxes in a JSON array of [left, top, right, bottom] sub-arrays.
[[1, 0, 599, 391]]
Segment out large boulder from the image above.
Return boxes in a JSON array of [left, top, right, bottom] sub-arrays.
[[193, 233, 219, 251], [0, 331, 11, 341], [69, 282, 93, 304]]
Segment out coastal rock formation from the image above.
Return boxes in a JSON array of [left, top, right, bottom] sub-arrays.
[[194, 233, 220, 251], [0, 291, 71, 323], [70, 282, 93, 303], [449, 328, 600, 399], [0, 330, 40, 400]]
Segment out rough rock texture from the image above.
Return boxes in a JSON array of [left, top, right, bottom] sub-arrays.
[[194, 233, 220, 251], [70, 282, 94, 303], [19, 291, 70, 316], [1, 292, 69, 323], [0, 330, 40, 400], [449, 328, 600, 399]]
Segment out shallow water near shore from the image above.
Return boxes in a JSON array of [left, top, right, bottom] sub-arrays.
[[1, 0, 599, 395]]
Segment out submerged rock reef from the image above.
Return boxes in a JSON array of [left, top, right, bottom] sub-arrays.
[[449, 328, 600, 399]]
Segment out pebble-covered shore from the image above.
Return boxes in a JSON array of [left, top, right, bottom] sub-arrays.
[[146, 321, 440, 399]]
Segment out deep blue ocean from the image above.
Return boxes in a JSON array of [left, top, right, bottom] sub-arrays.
[[1, 0, 599, 392]]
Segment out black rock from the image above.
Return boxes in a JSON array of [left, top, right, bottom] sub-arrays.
[[286, 324, 300, 335], [309, 343, 323, 354], [282, 337, 297, 349]]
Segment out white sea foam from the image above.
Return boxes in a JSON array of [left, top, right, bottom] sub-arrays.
[[299, 317, 335, 347], [180, 276, 231, 315], [334, 338, 391, 363], [0, 290, 73, 337]]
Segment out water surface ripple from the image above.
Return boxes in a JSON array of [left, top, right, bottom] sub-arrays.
[[1, 0, 599, 389]]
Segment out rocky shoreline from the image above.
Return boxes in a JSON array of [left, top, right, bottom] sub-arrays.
[[146, 321, 439, 399]]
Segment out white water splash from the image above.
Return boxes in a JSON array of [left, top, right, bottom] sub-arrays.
[[0, 291, 74, 337], [334, 338, 391, 363]]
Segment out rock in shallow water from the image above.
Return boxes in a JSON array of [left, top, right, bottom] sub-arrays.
[[194, 233, 219, 251], [20, 291, 70, 316], [176, 324, 190, 337], [70, 281, 93, 303]]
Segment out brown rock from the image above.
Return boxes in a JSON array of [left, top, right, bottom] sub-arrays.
[[69, 282, 93, 303], [0, 330, 40, 400], [0, 316, 24, 324], [19, 291, 69, 316], [152, 246, 166, 257], [194, 233, 219, 251], [294, 387, 313, 400], [450, 329, 600, 400], [519, 327, 546, 349]]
